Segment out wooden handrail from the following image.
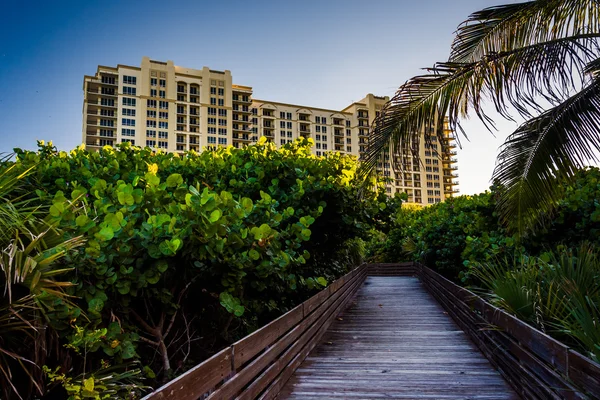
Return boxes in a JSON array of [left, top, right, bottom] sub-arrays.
[[142, 264, 367, 400], [414, 262, 600, 399]]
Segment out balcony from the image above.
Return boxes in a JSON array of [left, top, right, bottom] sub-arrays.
[[262, 113, 275, 119], [357, 112, 369, 119], [334, 129, 344, 137], [333, 119, 344, 126], [87, 88, 117, 97]]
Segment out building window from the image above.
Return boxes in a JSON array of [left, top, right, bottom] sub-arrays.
[[207, 136, 217, 144], [101, 76, 116, 85], [280, 112, 285, 119], [323, 144, 328, 150], [347, 146, 352, 152], [159, 111, 168, 119], [150, 78, 157, 86], [208, 107, 217, 115], [218, 138, 227, 145], [218, 118, 226, 126], [280, 121, 285, 128], [147, 120, 157, 128], [218, 88, 224, 96], [158, 141, 168, 149], [158, 131, 168, 139], [315, 116, 321, 123], [146, 130, 156, 138], [101, 98, 115, 106], [100, 119, 114, 127], [99, 139, 113, 146], [150, 89, 157, 97], [218, 128, 227, 135], [208, 127, 217, 134], [316, 126, 321, 133], [218, 99, 224, 106], [122, 108, 136, 117], [159, 90, 166, 99], [147, 110, 156, 118], [160, 79, 166, 88], [121, 128, 135, 137], [208, 118, 216, 125], [218, 109, 227, 117], [210, 97, 216, 105], [210, 87, 216, 95], [322, 126, 327, 133], [122, 139, 135, 145], [287, 131, 292, 138], [159, 101, 169, 109], [99, 129, 114, 137], [158, 122, 168, 129], [287, 112, 292, 120], [122, 76, 137, 85], [146, 140, 157, 147], [123, 86, 136, 96], [147, 100, 156, 108], [122, 97, 136, 107]]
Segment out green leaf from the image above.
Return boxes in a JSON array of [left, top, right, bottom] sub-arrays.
[[209, 209, 222, 223], [249, 249, 260, 260], [83, 377, 94, 392], [316, 277, 328, 287], [166, 173, 184, 187], [95, 226, 114, 241]]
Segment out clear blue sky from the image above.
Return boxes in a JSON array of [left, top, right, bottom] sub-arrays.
[[0, 0, 522, 194]]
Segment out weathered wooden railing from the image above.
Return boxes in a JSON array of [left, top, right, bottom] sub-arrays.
[[143, 261, 600, 400], [142, 264, 367, 400], [413, 262, 600, 400]]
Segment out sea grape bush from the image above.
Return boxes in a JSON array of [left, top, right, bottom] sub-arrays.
[[7, 137, 389, 395], [374, 167, 600, 282]]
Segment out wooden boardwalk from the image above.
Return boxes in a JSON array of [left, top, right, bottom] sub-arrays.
[[278, 276, 519, 399]]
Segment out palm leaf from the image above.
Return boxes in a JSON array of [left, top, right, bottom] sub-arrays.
[[451, 0, 600, 63], [362, 33, 600, 176], [492, 75, 600, 231]]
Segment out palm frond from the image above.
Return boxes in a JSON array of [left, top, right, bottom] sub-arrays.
[[492, 76, 600, 231], [451, 0, 600, 63], [362, 34, 600, 175]]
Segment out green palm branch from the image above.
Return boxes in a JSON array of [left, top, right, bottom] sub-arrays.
[[363, 0, 600, 231], [0, 161, 85, 399]]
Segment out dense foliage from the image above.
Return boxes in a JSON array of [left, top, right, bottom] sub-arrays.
[[2, 138, 388, 399], [371, 167, 600, 360]]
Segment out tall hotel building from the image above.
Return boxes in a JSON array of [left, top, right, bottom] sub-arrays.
[[83, 57, 458, 205]]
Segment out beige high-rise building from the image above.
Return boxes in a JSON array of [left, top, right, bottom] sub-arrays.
[[82, 57, 458, 205]]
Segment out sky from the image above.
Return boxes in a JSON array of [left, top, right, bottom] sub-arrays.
[[0, 0, 524, 195]]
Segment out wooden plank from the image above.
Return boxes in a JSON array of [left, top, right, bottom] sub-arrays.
[[569, 350, 600, 396], [232, 305, 303, 369], [142, 346, 233, 400], [277, 276, 518, 400], [303, 288, 330, 316], [422, 265, 570, 374], [257, 274, 364, 400], [231, 269, 364, 400]]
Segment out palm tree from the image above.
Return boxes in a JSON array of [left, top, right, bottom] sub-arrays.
[[364, 0, 600, 232]]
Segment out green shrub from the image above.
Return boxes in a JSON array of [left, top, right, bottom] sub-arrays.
[[6, 138, 387, 395]]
